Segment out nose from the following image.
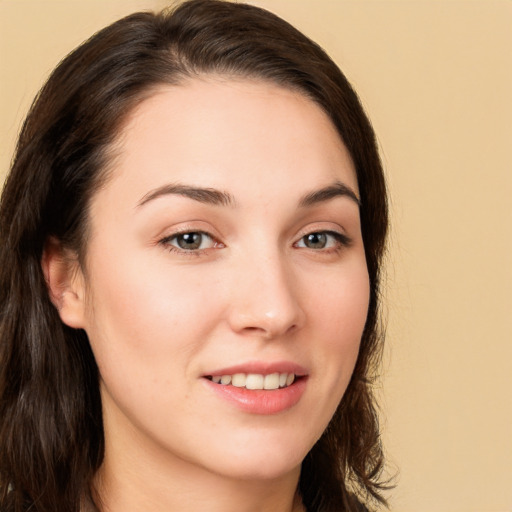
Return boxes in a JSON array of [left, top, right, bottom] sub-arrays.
[[226, 251, 306, 339]]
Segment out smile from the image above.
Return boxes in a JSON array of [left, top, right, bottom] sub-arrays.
[[207, 372, 296, 390], [204, 372, 307, 415]]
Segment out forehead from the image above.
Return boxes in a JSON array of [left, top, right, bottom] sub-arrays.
[[98, 77, 357, 209]]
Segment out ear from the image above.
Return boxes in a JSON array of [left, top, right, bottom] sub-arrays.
[[42, 237, 87, 329]]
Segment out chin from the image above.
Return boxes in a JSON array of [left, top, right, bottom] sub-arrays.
[[200, 433, 311, 482], [212, 458, 303, 482]]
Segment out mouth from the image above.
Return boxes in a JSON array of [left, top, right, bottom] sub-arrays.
[[202, 362, 308, 413], [204, 370, 308, 414], [205, 372, 300, 390]]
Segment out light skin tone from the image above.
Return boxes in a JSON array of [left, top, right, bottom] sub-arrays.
[[44, 77, 370, 512]]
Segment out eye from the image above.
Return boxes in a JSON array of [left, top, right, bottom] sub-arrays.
[[295, 231, 350, 250], [161, 231, 218, 252]]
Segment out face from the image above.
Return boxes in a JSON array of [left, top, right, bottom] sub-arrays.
[[67, 78, 369, 483]]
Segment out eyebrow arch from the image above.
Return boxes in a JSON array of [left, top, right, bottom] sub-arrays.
[[298, 181, 361, 208], [137, 183, 236, 208]]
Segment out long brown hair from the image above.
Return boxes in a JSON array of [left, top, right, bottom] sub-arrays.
[[0, 1, 389, 510]]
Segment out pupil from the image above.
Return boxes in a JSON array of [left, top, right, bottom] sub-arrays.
[[178, 232, 201, 249], [306, 233, 326, 249]]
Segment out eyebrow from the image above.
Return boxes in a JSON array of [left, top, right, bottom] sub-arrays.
[[137, 183, 236, 208], [298, 181, 361, 208], [137, 180, 360, 209]]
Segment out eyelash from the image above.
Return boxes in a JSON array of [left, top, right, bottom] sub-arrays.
[[294, 230, 352, 252], [159, 229, 351, 256], [159, 231, 220, 257]]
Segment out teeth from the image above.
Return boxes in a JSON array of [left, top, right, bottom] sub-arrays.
[[245, 374, 264, 390], [210, 372, 296, 390], [263, 373, 280, 390], [220, 375, 232, 385], [231, 373, 246, 387]]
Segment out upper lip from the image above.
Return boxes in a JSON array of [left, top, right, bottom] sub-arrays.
[[204, 361, 308, 377]]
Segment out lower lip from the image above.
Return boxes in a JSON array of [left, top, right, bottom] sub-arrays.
[[204, 378, 307, 415]]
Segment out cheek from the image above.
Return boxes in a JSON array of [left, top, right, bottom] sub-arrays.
[[308, 261, 370, 384], [81, 256, 226, 436], [311, 260, 370, 337], [81, 249, 223, 382]]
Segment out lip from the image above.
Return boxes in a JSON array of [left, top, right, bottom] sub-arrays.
[[204, 361, 308, 377], [202, 360, 308, 415]]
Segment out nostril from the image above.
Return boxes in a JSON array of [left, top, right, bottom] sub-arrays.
[[244, 326, 266, 333], [239, 323, 299, 339]]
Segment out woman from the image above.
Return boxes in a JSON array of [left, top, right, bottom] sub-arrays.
[[0, 1, 389, 511]]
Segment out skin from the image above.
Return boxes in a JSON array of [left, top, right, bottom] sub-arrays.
[[48, 77, 370, 512]]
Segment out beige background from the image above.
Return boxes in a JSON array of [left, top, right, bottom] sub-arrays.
[[1, 1, 511, 510]]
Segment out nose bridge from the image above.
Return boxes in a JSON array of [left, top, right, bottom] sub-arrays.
[[228, 244, 305, 338]]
